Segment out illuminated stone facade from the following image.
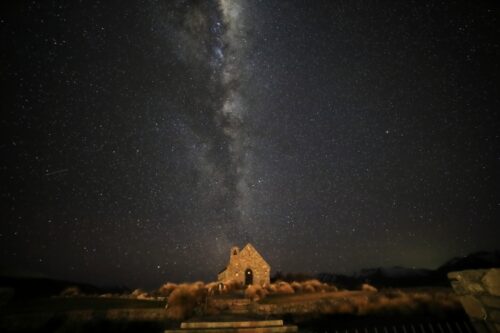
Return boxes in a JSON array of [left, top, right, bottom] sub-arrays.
[[218, 244, 270, 286]]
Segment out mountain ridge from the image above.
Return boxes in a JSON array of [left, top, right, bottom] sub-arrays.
[[317, 250, 499, 288]]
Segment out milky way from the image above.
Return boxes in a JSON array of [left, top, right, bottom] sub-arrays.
[[218, 0, 253, 231], [165, 0, 256, 244]]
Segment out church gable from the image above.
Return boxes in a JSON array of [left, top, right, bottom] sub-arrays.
[[239, 244, 270, 268], [217, 244, 271, 286]]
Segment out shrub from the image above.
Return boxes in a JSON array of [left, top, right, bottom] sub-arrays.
[[245, 284, 268, 301], [129, 288, 153, 299], [222, 280, 243, 293], [165, 283, 207, 320], [327, 284, 338, 292], [300, 279, 333, 293], [303, 284, 316, 293], [291, 281, 303, 293], [136, 292, 153, 300], [274, 281, 295, 294], [131, 288, 143, 296], [159, 282, 178, 297], [384, 288, 405, 299], [60, 286, 80, 297], [361, 283, 378, 292], [205, 282, 219, 296]]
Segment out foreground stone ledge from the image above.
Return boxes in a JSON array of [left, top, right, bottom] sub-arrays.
[[448, 268, 500, 333], [181, 320, 283, 329], [483, 270, 500, 296], [166, 327, 298, 333], [166, 319, 297, 333], [481, 295, 500, 310]]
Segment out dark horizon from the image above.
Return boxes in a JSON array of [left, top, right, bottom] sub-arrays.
[[1, 249, 500, 291], [1, 1, 498, 290]]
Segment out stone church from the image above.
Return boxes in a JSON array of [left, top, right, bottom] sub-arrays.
[[218, 244, 271, 286]]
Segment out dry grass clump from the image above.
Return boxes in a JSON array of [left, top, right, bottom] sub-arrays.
[[222, 280, 243, 293], [159, 282, 178, 297], [317, 298, 357, 314], [432, 290, 460, 310], [131, 289, 144, 297], [245, 284, 269, 301], [159, 279, 250, 320], [265, 281, 293, 295], [274, 281, 295, 294], [266, 283, 277, 294], [204, 282, 220, 295], [159, 280, 458, 320], [320, 288, 460, 317], [291, 281, 303, 293], [301, 279, 335, 293], [60, 286, 81, 297], [264, 279, 335, 296], [359, 293, 416, 315], [165, 282, 207, 320], [361, 283, 378, 292], [129, 288, 154, 300]]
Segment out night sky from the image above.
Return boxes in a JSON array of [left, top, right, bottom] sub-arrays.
[[1, 1, 498, 289]]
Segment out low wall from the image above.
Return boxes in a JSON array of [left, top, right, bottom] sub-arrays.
[[448, 268, 500, 333]]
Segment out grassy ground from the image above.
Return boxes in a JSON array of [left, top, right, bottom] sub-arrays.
[[0, 297, 171, 333], [255, 288, 468, 332], [259, 287, 456, 306], [2, 296, 166, 315], [260, 290, 365, 304], [0, 287, 464, 332]]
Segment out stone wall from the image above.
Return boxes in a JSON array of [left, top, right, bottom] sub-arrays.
[[448, 268, 500, 333]]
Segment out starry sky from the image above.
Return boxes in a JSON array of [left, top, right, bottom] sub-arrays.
[[1, 1, 498, 289]]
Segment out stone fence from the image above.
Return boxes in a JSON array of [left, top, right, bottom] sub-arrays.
[[448, 268, 500, 333]]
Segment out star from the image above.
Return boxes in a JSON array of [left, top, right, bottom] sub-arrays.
[[0, 0, 497, 288]]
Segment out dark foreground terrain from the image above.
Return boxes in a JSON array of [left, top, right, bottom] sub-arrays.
[[3, 251, 496, 332], [0, 287, 471, 333]]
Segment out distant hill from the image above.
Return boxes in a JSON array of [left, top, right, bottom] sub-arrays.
[[437, 251, 500, 273], [0, 275, 129, 300], [3, 251, 499, 297], [316, 250, 500, 289]]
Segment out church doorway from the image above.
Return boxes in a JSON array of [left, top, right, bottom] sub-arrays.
[[245, 268, 253, 285]]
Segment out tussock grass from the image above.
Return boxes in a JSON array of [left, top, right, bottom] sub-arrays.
[[164, 282, 207, 320], [245, 284, 268, 301], [361, 283, 378, 292], [261, 287, 460, 317], [60, 286, 81, 297]]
